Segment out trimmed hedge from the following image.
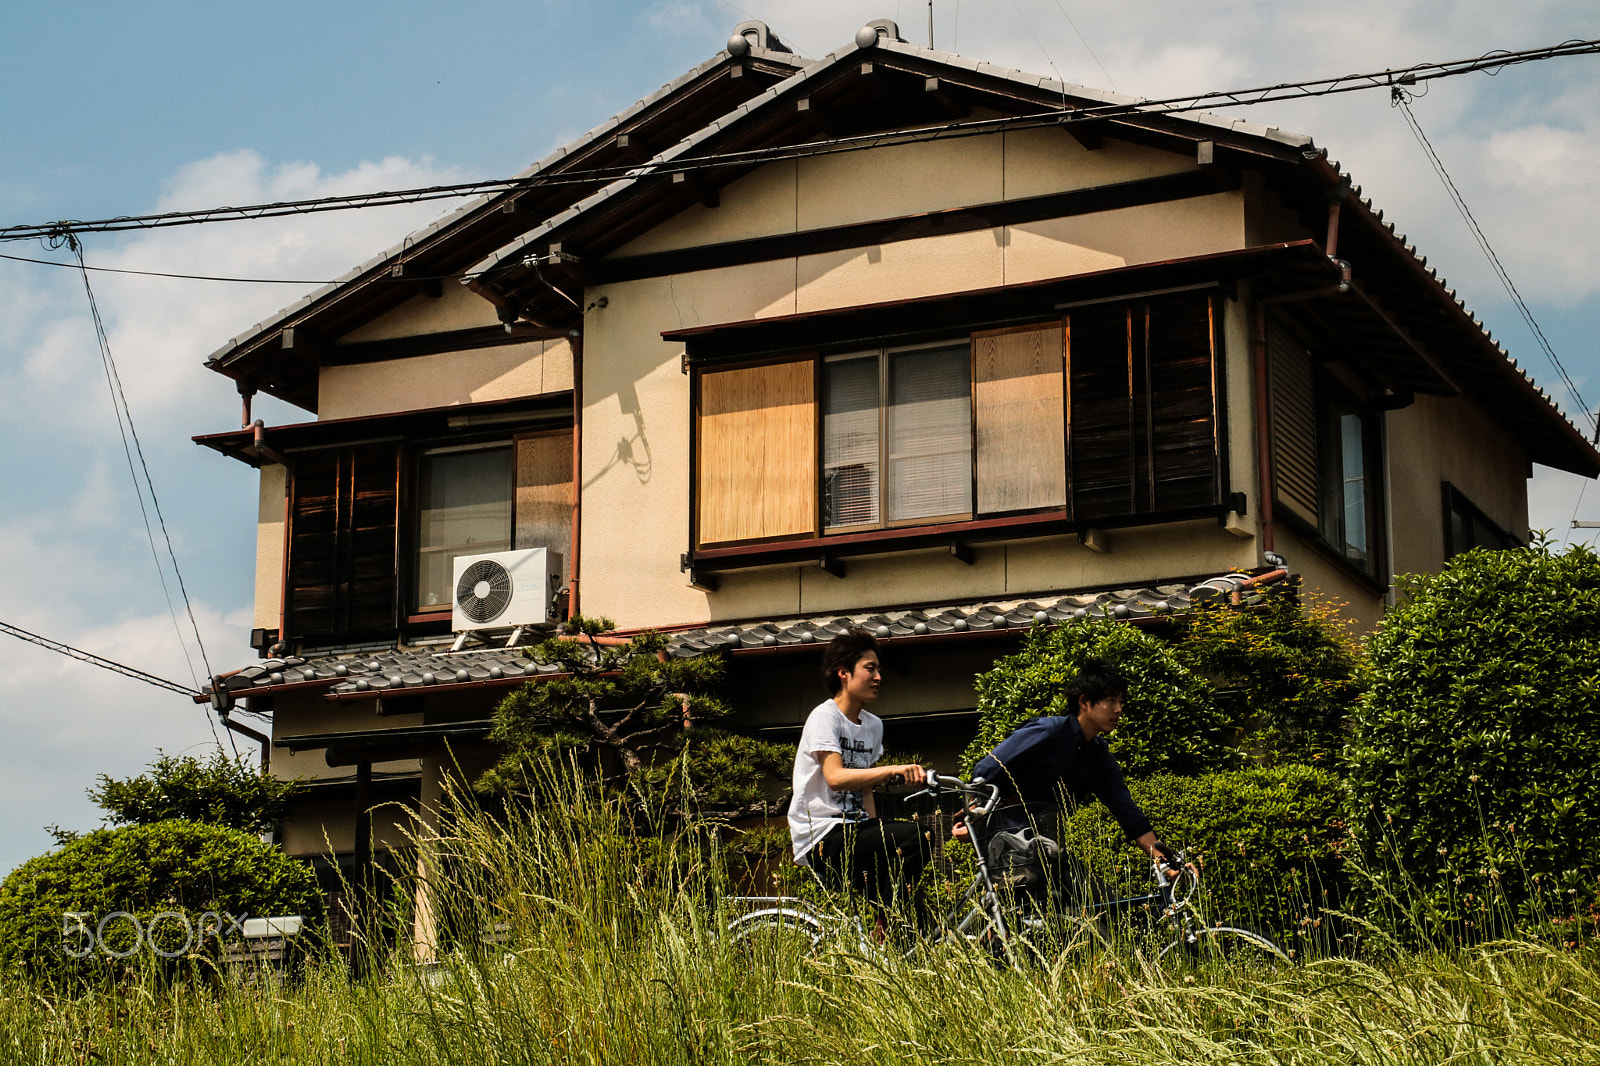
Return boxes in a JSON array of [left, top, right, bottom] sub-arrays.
[[961, 620, 1242, 778], [1054, 766, 1347, 945], [1345, 543, 1600, 939], [0, 820, 323, 986]]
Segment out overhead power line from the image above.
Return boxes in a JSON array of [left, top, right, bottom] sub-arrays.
[[1, 38, 1594, 244], [1392, 90, 1595, 438], [0, 621, 197, 698], [64, 237, 234, 755]]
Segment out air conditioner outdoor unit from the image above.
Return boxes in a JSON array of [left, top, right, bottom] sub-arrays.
[[451, 547, 563, 633]]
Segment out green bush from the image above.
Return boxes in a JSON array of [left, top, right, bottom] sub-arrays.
[[960, 620, 1241, 777], [0, 820, 324, 986], [1054, 765, 1347, 944], [1176, 588, 1363, 767], [1344, 542, 1600, 939], [85, 750, 303, 834]]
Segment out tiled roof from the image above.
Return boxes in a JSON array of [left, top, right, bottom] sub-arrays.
[[210, 567, 1286, 702]]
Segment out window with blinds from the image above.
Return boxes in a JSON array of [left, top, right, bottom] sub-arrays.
[[822, 345, 973, 531]]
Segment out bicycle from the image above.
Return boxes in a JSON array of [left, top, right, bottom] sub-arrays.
[[726, 771, 1290, 970]]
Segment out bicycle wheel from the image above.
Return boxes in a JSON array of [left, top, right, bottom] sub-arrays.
[[1010, 908, 1112, 967], [727, 908, 829, 960], [1159, 925, 1291, 969]]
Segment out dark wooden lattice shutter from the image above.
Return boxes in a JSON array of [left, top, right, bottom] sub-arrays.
[[1142, 293, 1220, 511], [1068, 304, 1137, 520], [1267, 320, 1319, 526], [285, 444, 399, 642]]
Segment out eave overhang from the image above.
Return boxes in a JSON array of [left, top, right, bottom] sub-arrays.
[[202, 46, 810, 412], [193, 391, 572, 467]]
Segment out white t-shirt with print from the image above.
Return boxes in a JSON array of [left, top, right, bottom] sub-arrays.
[[788, 698, 884, 863]]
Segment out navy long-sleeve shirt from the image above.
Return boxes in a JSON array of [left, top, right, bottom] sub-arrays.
[[971, 715, 1153, 842]]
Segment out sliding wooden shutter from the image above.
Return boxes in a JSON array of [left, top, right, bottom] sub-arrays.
[[1067, 294, 1221, 520], [285, 444, 400, 641], [1067, 304, 1137, 519], [696, 359, 816, 547], [974, 323, 1066, 515], [1267, 320, 1319, 526], [515, 430, 573, 585], [1143, 294, 1221, 511]]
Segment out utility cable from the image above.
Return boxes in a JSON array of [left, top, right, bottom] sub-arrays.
[[1047, 0, 1116, 91], [2, 38, 1595, 244], [65, 237, 234, 755], [1391, 90, 1595, 438], [0, 621, 197, 697]]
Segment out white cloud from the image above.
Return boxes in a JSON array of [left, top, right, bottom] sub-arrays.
[[0, 148, 474, 876]]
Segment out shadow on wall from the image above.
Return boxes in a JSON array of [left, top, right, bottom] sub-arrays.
[[583, 379, 652, 488]]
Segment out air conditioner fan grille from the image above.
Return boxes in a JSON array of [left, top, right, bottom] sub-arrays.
[[455, 559, 514, 623]]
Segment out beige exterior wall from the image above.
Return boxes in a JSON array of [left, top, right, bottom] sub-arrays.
[[317, 337, 574, 420], [1271, 525, 1387, 632], [254, 464, 287, 630], [1222, 292, 1262, 540], [281, 796, 417, 857], [578, 152, 1254, 630], [1385, 393, 1529, 581], [340, 282, 501, 343], [268, 691, 424, 782], [616, 130, 1197, 258]]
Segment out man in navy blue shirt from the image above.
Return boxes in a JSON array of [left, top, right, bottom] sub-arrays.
[[971, 658, 1177, 873]]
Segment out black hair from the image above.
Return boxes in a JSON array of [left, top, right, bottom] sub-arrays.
[[821, 628, 880, 695], [1064, 658, 1128, 713]]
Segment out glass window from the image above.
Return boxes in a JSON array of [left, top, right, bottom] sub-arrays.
[[822, 345, 972, 530], [1319, 392, 1379, 573], [415, 446, 513, 611]]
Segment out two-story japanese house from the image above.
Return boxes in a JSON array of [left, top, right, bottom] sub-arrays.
[[192, 19, 1599, 903]]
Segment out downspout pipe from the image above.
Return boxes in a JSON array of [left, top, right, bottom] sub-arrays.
[[251, 420, 293, 469], [569, 331, 583, 619]]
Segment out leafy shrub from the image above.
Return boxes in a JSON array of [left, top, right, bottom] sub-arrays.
[[1175, 588, 1363, 767], [1054, 765, 1347, 944], [960, 620, 1240, 777], [0, 820, 323, 986], [86, 751, 303, 834], [1344, 542, 1600, 939]]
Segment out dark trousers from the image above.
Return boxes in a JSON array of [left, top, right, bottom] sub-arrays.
[[808, 818, 933, 914]]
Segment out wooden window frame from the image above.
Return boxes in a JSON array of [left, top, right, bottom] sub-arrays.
[[688, 291, 1229, 570]]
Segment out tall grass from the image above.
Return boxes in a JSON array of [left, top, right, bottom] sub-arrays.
[[3, 765, 1598, 1065]]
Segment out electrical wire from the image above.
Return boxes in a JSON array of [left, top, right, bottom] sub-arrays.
[[0, 251, 339, 284], [0, 621, 197, 697], [1391, 89, 1595, 438], [1047, 0, 1116, 91], [64, 236, 234, 756], [1, 38, 1594, 244]]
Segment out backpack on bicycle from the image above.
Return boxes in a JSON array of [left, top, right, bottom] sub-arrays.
[[984, 827, 1061, 890]]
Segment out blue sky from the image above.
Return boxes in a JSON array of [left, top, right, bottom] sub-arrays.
[[2, 0, 1598, 876]]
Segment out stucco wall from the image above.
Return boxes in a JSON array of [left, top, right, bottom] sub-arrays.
[[317, 337, 573, 420], [254, 464, 287, 631], [340, 282, 501, 343], [1386, 393, 1529, 580], [1270, 524, 1386, 633], [577, 134, 1254, 632], [616, 128, 1197, 257]]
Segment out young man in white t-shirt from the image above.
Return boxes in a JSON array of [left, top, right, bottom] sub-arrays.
[[788, 628, 933, 909]]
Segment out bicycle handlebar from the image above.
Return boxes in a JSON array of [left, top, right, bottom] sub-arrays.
[[1152, 849, 1199, 909], [902, 771, 1001, 815]]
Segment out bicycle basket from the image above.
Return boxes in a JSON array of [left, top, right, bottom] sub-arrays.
[[985, 827, 1061, 889]]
